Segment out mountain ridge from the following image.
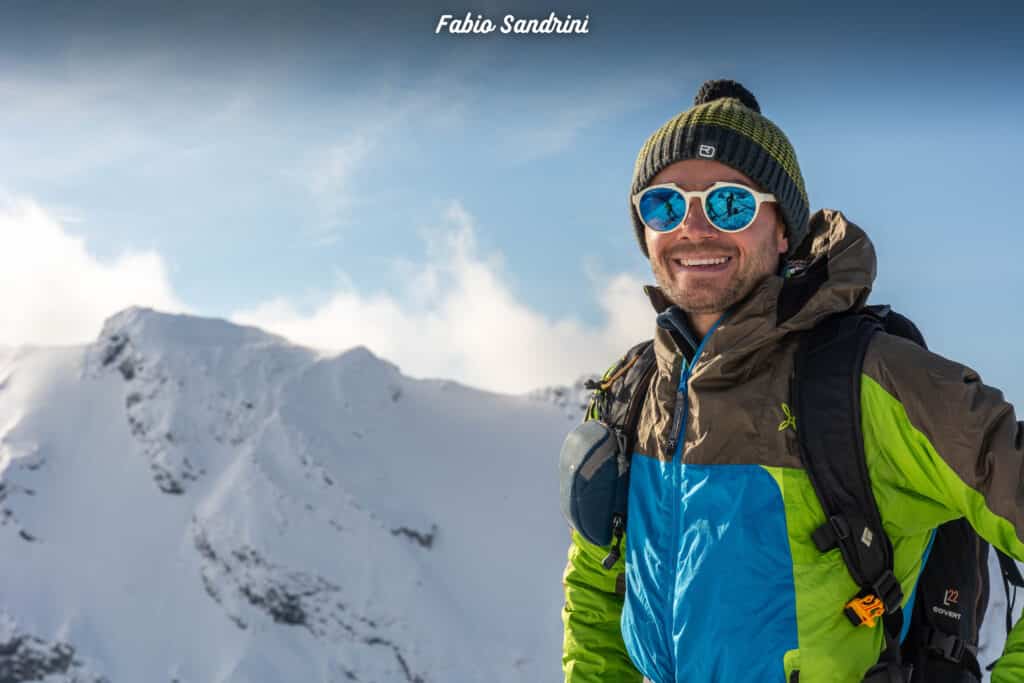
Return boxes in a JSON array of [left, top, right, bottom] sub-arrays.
[[1, 307, 575, 682]]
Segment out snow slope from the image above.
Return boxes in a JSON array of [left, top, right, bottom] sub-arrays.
[[0, 307, 1020, 682], [0, 308, 577, 682]]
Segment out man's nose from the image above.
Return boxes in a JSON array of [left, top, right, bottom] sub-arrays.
[[679, 198, 718, 238]]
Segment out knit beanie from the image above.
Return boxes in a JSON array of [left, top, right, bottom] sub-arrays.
[[630, 79, 810, 259]]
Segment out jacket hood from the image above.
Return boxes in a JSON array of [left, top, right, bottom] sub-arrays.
[[645, 208, 877, 373]]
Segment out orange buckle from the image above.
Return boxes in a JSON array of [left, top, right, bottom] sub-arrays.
[[844, 594, 885, 628]]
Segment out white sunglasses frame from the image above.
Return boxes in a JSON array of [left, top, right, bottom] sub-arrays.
[[632, 181, 777, 234]]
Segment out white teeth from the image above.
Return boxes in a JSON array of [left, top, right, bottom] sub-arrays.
[[677, 256, 730, 266]]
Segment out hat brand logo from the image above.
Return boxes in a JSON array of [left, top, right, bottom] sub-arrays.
[[698, 144, 716, 159]]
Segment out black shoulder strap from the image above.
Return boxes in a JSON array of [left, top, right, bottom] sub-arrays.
[[585, 339, 658, 451], [867, 305, 927, 349], [996, 549, 1024, 635], [794, 311, 902, 616], [584, 340, 658, 569], [997, 548, 1024, 589]]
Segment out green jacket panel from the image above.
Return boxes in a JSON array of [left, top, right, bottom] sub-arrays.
[[562, 530, 642, 682], [862, 333, 1024, 682]]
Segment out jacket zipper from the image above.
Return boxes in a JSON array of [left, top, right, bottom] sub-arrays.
[[664, 315, 724, 456], [658, 307, 699, 454], [665, 367, 688, 453], [673, 364, 694, 462]]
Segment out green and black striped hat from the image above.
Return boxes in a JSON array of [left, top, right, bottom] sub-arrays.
[[630, 79, 809, 259]]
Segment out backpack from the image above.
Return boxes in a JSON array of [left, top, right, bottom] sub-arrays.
[[577, 305, 1024, 683]]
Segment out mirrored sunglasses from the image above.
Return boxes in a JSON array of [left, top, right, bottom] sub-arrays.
[[633, 181, 777, 233]]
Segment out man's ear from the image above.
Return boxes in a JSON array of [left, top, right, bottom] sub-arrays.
[[777, 223, 789, 255]]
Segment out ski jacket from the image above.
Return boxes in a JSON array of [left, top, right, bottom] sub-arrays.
[[561, 209, 1024, 683]]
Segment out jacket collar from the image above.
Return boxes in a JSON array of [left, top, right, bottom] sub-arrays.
[[645, 209, 877, 376]]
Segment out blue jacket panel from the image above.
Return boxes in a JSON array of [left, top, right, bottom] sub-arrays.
[[622, 459, 799, 683]]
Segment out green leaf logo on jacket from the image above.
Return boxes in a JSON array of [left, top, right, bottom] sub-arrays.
[[778, 403, 797, 433]]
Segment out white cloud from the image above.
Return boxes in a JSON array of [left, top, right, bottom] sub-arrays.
[[0, 196, 187, 346], [232, 201, 653, 394], [0, 195, 655, 394], [302, 135, 374, 242]]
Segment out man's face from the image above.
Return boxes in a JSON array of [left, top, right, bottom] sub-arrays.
[[643, 159, 788, 317]]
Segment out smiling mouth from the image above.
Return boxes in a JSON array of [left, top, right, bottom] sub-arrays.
[[672, 255, 733, 270]]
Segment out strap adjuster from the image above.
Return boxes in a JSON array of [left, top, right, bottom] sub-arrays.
[[870, 570, 903, 614], [844, 571, 904, 627], [812, 515, 851, 552], [925, 629, 972, 664], [844, 594, 886, 627]]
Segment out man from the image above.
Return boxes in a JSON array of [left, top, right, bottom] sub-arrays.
[[561, 79, 1024, 682]]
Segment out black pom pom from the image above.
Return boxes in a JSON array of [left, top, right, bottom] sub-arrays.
[[693, 79, 761, 113]]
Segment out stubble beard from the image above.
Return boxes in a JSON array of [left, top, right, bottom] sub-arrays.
[[652, 238, 782, 315]]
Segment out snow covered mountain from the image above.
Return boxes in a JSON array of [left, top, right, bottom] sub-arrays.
[[0, 307, 1020, 682], [0, 308, 578, 682]]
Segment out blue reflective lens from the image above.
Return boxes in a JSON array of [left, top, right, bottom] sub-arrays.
[[638, 187, 687, 232], [705, 185, 758, 231]]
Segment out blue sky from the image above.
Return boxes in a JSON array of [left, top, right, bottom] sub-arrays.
[[2, 0, 1023, 394]]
